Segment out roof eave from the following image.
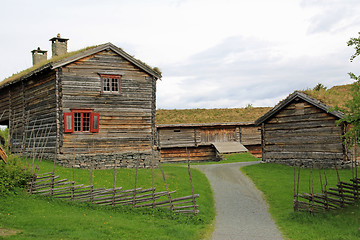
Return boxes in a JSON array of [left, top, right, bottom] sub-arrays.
[[255, 91, 344, 126], [51, 43, 162, 79], [0, 63, 52, 91], [156, 122, 255, 128]]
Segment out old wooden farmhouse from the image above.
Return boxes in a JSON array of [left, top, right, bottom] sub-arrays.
[[0, 34, 161, 168], [255, 91, 349, 168], [157, 122, 261, 162]]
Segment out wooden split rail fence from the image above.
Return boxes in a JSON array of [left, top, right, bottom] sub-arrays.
[[27, 172, 199, 214], [0, 145, 7, 164], [294, 177, 360, 213]]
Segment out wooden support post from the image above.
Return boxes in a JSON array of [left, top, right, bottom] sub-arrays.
[[151, 148, 156, 209], [261, 123, 265, 161], [186, 147, 197, 215], [133, 154, 139, 208], [112, 157, 117, 206], [159, 160, 173, 211], [296, 163, 301, 202], [35, 123, 53, 175], [293, 161, 297, 211], [71, 148, 76, 201], [309, 162, 314, 213], [31, 121, 43, 174]]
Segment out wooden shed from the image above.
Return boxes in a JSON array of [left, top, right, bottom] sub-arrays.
[[156, 122, 261, 162], [0, 35, 161, 168], [255, 91, 348, 167]]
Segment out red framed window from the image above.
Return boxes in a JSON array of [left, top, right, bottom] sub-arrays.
[[100, 74, 121, 94], [64, 110, 99, 133]]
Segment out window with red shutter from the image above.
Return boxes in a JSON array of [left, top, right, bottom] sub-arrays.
[[64, 112, 74, 133], [64, 110, 99, 133], [90, 112, 100, 133]]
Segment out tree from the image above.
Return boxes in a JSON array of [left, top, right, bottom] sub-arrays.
[[335, 33, 360, 148], [313, 83, 327, 91]]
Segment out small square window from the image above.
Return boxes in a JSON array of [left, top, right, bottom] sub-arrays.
[[101, 74, 121, 94]]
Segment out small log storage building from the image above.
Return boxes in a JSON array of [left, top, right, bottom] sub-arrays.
[[156, 122, 261, 162], [255, 91, 348, 167], [0, 35, 161, 168]]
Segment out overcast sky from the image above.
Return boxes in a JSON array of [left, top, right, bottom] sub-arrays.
[[0, 0, 359, 109]]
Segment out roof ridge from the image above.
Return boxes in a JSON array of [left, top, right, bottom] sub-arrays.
[[0, 42, 161, 90], [255, 90, 344, 125]]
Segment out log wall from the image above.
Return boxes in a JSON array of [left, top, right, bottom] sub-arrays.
[[0, 88, 10, 123], [262, 100, 345, 167], [160, 146, 219, 162], [157, 125, 260, 147], [59, 49, 157, 167], [0, 70, 57, 158], [157, 124, 261, 162]]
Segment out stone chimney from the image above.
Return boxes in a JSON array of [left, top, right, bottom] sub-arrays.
[[49, 33, 69, 57], [31, 47, 47, 66]]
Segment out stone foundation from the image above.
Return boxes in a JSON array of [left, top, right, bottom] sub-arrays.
[[56, 151, 160, 169], [263, 159, 352, 169]]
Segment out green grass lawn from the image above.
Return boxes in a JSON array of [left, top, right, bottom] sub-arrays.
[[0, 159, 215, 240], [241, 163, 360, 240], [221, 152, 260, 163], [169, 152, 260, 166]]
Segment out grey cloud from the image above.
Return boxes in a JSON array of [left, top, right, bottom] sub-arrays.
[[301, 0, 360, 34], [157, 35, 354, 109]]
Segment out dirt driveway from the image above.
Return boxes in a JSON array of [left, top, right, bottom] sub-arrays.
[[193, 162, 283, 240]]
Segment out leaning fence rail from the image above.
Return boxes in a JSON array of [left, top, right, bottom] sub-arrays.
[[25, 149, 199, 215], [293, 159, 359, 213], [27, 172, 199, 214]]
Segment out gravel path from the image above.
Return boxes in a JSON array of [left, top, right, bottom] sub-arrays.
[[193, 162, 283, 240]]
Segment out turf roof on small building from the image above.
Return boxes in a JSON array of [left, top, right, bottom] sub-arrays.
[[155, 107, 272, 124]]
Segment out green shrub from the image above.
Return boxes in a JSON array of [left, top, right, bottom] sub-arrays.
[[0, 127, 9, 154], [0, 155, 32, 194]]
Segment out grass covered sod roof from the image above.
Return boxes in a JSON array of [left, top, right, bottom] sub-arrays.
[[0, 43, 162, 90], [156, 107, 272, 124], [301, 84, 353, 110], [156, 83, 354, 125]]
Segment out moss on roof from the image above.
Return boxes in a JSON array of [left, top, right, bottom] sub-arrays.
[[1, 43, 162, 89], [0, 45, 99, 88], [156, 83, 354, 125], [301, 83, 353, 110], [156, 107, 272, 124]]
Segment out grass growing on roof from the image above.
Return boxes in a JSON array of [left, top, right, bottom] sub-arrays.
[[241, 163, 360, 240], [0, 158, 215, 239], [301, 83, 353, 110], [156, 107, 271, 124], [0, 46, 98, 85]]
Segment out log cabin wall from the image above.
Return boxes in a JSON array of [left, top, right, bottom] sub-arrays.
[[262, 100, 345, 167], [24, 71, 57, 159], [0, 70, 57, 158], [158, 127, 199, 148], [58, 49, 157, 168], [157, 123, 262, 162], [0, 88, 10, 123], [160, 146, 218, 162], [200, 126, 238, 143], [241, 126, 261, 146]]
